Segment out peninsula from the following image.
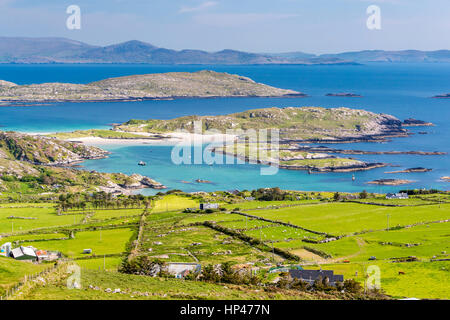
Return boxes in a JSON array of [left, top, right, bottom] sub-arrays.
[[0, 132, 165, 194], [0, 71, 303, 103]]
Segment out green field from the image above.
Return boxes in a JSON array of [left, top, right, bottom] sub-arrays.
[[151, 195, 199, 213], [0, 256, 47, 296], [21, 228, 134, 258], [14, 267, 336, 300], [0, 206, 83, 234], [1, 193, 448, 300], [245, 202, 450, 235]]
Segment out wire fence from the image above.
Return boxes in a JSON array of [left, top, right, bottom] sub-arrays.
[[0, 263, 58, 300]]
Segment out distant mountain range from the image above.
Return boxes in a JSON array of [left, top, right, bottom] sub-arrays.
[[0, 37, 449, 64]]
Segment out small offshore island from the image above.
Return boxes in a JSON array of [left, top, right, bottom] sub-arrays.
[[325, 93, 362, 98], [0, 71, 304, 103]]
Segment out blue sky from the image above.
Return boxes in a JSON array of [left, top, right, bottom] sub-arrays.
[[0, 0, 448, 53]]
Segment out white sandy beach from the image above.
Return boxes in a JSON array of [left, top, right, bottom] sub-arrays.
[[31, 131, 237, 146]]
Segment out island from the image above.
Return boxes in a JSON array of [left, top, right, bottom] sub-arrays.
[[44, 106, 436, 173], [211, 142, 387, 172], [384, 167, 432, 174], [367, 179, 414, 186], [114, 106, 412, 143], [432, 93, 450, 98], [291, 145, 446, 156], [0, 71, 304, 103], [325, 93, 362, 97], [402, 118, 434, 127]]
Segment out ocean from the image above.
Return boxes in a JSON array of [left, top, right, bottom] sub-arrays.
[[0, 63, 449, 194]]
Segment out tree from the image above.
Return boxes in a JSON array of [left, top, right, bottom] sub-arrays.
[[343, 279, 363, 293], [359, 190, 368, 199], [333, 192, 341, 201]]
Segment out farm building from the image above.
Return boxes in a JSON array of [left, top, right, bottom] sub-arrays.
[[166, 263, 201, 278], [36, 250, 61, 262], [0, 242, 12, 257], [199, 203, 219, 210], [10, 246, 38, 262], [289, 269, 344, 286], [386, 192, 409, 199], [269, 265, 303, 273]]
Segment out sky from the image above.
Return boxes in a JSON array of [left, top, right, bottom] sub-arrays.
[[0, 0, 448, 53]]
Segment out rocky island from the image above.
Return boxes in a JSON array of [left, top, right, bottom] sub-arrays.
[[384, 167, 432, 174], [212, 142, 387, 173], [0, 71, 304, 103], [402, 118, 434, 127], [367, 179, 414, 186], [432, 93, 450, 98], [291, 145, 446, 156], [325, 93, 362, 97], [115, 106, 413, 143]]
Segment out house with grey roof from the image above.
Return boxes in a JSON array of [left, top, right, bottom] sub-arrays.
[[199, 203, 219, 210], [289, 269, 344, 286], [10, 246, 37, 262]]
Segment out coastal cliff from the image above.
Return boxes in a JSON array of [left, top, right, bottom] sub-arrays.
[[0, 132, 166, 193]]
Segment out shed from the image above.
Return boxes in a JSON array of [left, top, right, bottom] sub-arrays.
[[10, 246, 37, 261], [200, 203, 219, 210]]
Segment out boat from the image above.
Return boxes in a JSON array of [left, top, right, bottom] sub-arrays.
[[138, 161, 147, 166], [352, 174, 356, 181]]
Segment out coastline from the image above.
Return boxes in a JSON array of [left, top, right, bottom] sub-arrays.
[[32, 131, 238, 146]]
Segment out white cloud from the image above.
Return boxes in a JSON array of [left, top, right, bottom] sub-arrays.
[[179, 1, 218, 14]]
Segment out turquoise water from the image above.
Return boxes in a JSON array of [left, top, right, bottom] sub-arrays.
[[0, 63, 449, 193]]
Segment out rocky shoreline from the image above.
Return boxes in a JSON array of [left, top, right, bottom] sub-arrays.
[[212, 148, 387, 173], [0, 71, 303, 103], [279, 162, 387, 173], [384, 167, 432, 174], [367, 179, 414, 186], [290, 145, 447, 156]]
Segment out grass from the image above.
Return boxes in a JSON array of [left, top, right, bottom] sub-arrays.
[[76, 257, 125, 271], [0, 207, 83, 234], [151, 195, 199, 213], [15, 268, 335, 300], [48, 130, 149, 140], [222, 200, 321, 211], [308, 261, 450, 300], [247, 202, 450, 235], [1, 194, 448, 300], [91, 208, 143, 220], [140, 224, 279, 264], [21, 228, 134, 258], [0, 256, 47, 296]]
